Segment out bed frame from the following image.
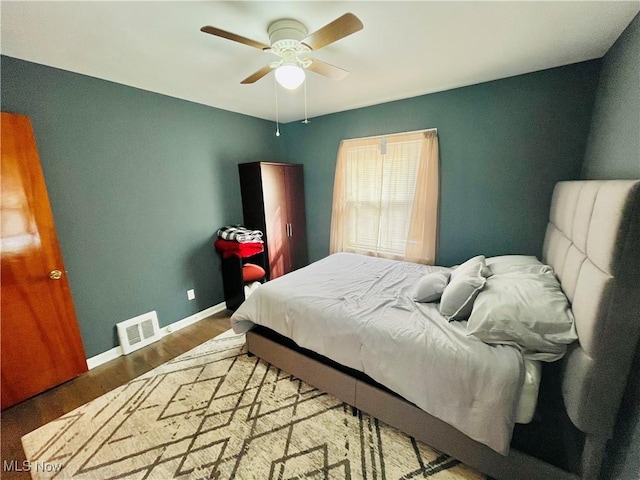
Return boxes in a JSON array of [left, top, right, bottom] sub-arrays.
[[245, 180, 640, 480]]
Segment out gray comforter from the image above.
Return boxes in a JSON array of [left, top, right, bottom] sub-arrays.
[[232, 253, 525, 454]]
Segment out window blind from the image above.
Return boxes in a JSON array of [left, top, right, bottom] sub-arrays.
[[331, 129, 439, 264], [343, 138, 423, 257]]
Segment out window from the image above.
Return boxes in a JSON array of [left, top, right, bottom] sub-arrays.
[[330, 130, 439, 264]]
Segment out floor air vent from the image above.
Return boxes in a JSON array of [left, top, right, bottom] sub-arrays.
[[116, 311, 161, 355]]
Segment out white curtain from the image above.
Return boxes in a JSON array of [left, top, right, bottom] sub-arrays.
[[330, 130, 439, 265]]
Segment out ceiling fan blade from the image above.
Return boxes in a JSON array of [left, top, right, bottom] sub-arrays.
[[200, 26, 270, 51], [241, 65, 273, 84], [307, 59, 349, 81], [301, 13, 363, 51]]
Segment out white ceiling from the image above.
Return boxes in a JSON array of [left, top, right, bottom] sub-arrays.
[[1, 1, 638, 123]]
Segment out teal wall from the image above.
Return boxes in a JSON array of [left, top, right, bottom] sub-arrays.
[[280, 61, 601, 266], [586, 13, 640, 480], [1, 55, 279, 357], [0, 57, 602, 357], [582, 13, 640, 179]]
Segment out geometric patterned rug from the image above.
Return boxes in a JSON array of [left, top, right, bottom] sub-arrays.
[[22, 332, 484, 479]]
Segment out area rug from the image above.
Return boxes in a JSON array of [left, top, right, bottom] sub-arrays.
[[22, 331, 484, 479]]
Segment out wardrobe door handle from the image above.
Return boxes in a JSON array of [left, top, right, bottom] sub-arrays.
[[289, 223, 293, 237]]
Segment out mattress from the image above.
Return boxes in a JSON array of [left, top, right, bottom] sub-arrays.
[[232, 253, 540, 454]]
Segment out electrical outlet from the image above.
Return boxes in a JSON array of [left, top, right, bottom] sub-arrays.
[[187, 289, 195, 300]]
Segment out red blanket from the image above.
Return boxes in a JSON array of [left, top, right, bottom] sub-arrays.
[[214, 239, 264, 259]]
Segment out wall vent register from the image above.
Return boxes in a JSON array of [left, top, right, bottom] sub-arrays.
[[116, 311, 161, 354]]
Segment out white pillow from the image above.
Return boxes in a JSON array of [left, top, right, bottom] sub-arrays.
[[486, 255, 553, 275], [439, 262, 487, 320], [466, 272, 577, 361], [413, 271, 451, 303], [451, 255, 490, 280]]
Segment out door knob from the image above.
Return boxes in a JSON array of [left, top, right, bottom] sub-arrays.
[[49, 270, 63, 280]]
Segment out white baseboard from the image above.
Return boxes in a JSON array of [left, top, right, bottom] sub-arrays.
[[86, 345, 123, 370], [86, 302, 227, 370], [158, 303, 227, 337]]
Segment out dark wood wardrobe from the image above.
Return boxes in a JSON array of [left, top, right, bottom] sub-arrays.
[[238, 162, 308, 279]]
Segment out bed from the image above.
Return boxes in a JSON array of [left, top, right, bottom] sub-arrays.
[[231, 180, 640, 480]]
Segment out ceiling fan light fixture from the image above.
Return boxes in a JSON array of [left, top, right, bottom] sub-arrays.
[[275, 64, 305, 90], [202, 13, 363, 90]]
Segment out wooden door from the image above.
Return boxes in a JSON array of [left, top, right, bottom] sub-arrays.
[[260, 163, 289, 279], [1, 112, 88, 409], [283, 165, 308, 271]]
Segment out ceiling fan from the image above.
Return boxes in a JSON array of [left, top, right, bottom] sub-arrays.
[[201, 13, 363, 90]]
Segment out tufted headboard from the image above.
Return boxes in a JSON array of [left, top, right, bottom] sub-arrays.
[[542, 180, 640, 451]]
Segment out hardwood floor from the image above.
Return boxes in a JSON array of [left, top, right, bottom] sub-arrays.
[[0, 312, 232, 479]]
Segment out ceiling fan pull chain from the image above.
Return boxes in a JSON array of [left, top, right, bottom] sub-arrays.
[[274, 76, 281, 137], [303, 80, 310, 125]]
